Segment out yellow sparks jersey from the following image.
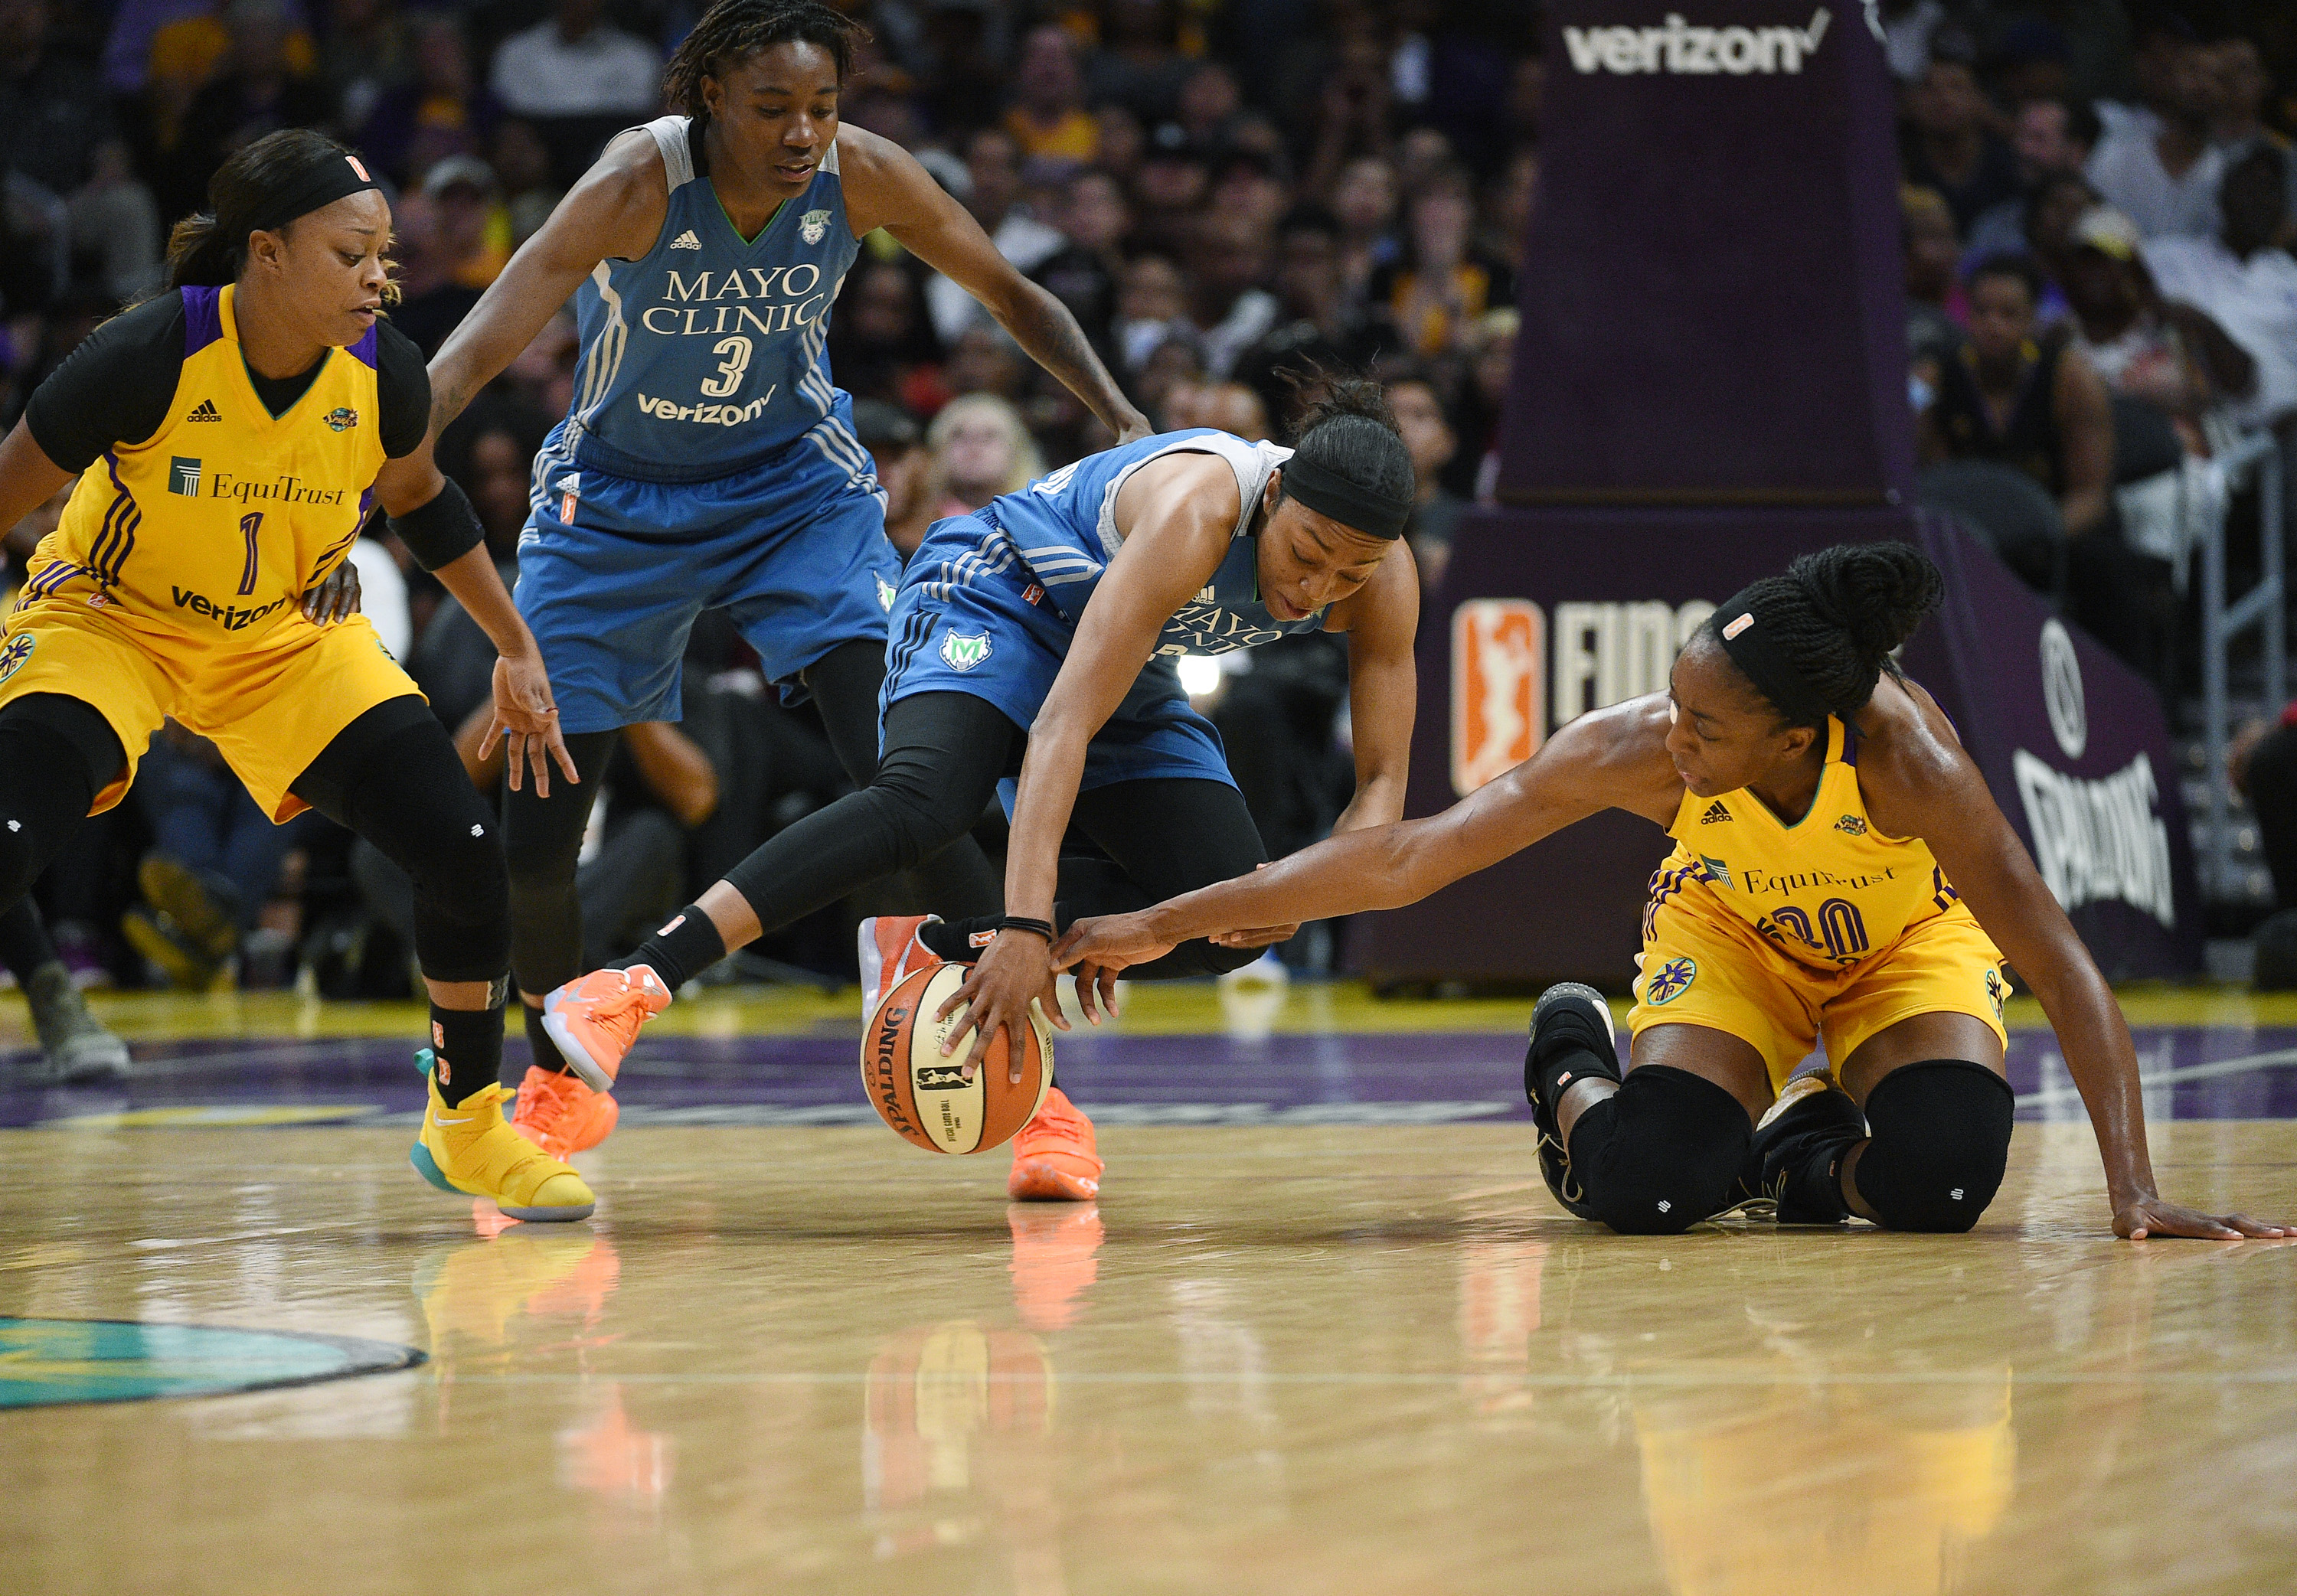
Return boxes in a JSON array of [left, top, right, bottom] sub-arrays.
[[1649, 716, 1965, 974], [22, 285, 383, 646]]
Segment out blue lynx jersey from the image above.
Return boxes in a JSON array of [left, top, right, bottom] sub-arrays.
[[917, 429, 1327, 658], [561, 116, 871, 487], [884, 430, 1328, 797]]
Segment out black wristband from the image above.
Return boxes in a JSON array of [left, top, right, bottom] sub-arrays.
[[995, 915, 1057, 942], [387, 477, 485, 572]]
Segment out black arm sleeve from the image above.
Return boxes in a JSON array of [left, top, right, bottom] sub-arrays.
[[387, 475, 485, 571], [374, 321, 431, 459], [23, 295, 187, 473]]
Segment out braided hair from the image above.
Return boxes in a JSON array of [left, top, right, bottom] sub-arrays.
[[662, 0, 868, 117], [1704, 542, 1944, 727]]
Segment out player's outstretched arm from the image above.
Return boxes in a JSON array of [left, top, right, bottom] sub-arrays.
[[1864, 683, 2289, 1240], [0, 422, 76, 543], [841, 127, 1152, 444], [1057, 694, 1684, 972], [423, 131, 668, 442]]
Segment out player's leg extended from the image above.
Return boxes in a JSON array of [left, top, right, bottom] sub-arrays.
[[289, 698, 593, 1222]]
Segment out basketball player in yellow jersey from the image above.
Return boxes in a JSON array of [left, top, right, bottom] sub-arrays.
[[1057, 543, 2289, 1241], [0, 129, 595, 1224]]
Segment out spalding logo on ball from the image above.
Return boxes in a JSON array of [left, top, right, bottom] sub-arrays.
[[861, 964, 1052, 1154]]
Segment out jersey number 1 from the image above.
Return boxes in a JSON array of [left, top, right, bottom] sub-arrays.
[[237, 512, 262, 596]]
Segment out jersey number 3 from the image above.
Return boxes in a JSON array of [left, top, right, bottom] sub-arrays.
[[237, 512, 263, 596], [699, 335, 753, 398]]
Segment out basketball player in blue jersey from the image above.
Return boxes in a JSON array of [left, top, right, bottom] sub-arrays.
[[1057, 543, 2290, 1242], [414, 0, 1152, 1156], [542, 380, 1422, 1201]]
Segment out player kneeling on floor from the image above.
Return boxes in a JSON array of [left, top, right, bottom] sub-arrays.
[[1056, 543, 2289, 1242]]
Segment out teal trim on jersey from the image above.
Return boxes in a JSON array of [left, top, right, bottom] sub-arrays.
[[0, 1317, 423, 1407]]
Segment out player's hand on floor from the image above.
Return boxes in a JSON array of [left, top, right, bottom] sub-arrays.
[[299, 558, 361, 625], [490, 649, 579, 798], [2116, 1195, 2293, 1240], [939, 930, 1063, 1084], [1053, 913, 1175, 978]]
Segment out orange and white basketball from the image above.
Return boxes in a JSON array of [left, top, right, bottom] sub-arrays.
[[860, 964, 1053, 1154]]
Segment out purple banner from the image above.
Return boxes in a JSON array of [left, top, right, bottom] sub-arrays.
[[1498, 1, 1913, 504], [1357, 507, 2203, 984]]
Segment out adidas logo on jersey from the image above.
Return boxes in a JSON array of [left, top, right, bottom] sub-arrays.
[[1699, 800, 1732, 824], [185, 399, 221, 422], [670, 230, 702, 250]]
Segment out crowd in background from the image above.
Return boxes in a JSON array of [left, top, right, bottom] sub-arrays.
[[2, 0, 2295, 991]]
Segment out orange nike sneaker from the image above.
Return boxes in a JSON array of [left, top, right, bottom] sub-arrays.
[[1008, 1086, 1103, 1202], [540, 965, 671, 1092], [858, 914, 942, 1019], [511, 1062, 622, 1158]]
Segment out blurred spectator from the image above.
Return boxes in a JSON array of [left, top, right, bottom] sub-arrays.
[[2085, 27, 2224, 240], [1233, 204, 1393, 428], [490, 119, 563, 248], [1454, 308, 1515, 501], [1160, 378, 1266, 439], [945, 322, 1028, 400], [1126, 122, 1210, 257], [1094, 103, 1145, 182], [162, 0, 333, 223], [1029, 166, 1129, 360], [1962, 97, 2101, 263], [487, 0, 661, 183], [387, 189, 485, 356], [1175, 60, 1241, 151], [923, 393, 1042, 518], [1924, 255, 2114, 534], [1211, 149, 1289, 238], [1114, 247, 1193, 375], [1005, 24, 1096, 165], [1903, 185, 1965, 400], [853, 398, 931, 557], [1184, 210, 1278, 376], [1329, 154, 1400, 306], [1086, 0, 1190, 125], [1376, 167, 1510, 359], [2062, 204, 2253, 436], [1481, 145, 1536, 277], [1386, 370, 1462, 596], [1880, 0, 1947, 83], [425, 154, 509, 289], [0, 0, 164, 302], [1902, 56, 2021, 237], [2208, 38, 2297, 234], [125, 727, 296, 991], [924, 127, 1064, 344], [2143, 148, 2297, 432], [314, 0, 409, 135], [828, 256, 949, 416], [358, 11, 494, 185]]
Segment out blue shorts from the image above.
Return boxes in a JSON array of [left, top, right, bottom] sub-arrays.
[[881, 512, 1236, 802], [515, 419, 900, 733]]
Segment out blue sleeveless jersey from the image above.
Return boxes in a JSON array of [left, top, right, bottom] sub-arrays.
[[561, 116, 870, 487], [917, 429, 1326, 657]]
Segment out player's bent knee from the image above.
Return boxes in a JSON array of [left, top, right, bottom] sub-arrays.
[[867, 782, 981, 873], [1571, 1065, 1750, 1235], [1851, 1059, 2014, 1233]]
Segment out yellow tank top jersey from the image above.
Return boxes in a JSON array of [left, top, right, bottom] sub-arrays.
[[1649, 716, 1967, 973], [23, 284, 381, 645]]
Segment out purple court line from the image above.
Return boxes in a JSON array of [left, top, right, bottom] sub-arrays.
[[5, 1025, 2297, 1128]]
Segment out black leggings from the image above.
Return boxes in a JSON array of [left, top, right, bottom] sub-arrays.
[[498, 638, 1001, 996], [0, 693, 508, 985], [718, 690, 1271, 980]]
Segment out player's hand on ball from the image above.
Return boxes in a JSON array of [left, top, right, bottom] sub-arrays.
[[1053, 912, 1175, 977], [939, 931, 1064, 1084], [2116, 1195, 2292, 1241], [299, 558, 361, 625], [489, 648, 580, 798]]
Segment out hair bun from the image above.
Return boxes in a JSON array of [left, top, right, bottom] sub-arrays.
[[1786, 542, 1942, 668]]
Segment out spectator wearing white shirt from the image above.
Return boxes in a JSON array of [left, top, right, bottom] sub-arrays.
[[2085, 30, 2225, 240], [2142, 148, 2297, 431], [490, 0, 658, 116]]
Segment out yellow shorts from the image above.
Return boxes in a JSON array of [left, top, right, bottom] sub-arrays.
[[0, 596, 423, 822], [1626, 881, 2010, 1093]]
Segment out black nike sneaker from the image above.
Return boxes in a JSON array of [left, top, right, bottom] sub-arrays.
[[1740, 1067, 1866, 1222], [1523, 983, 1621, 1222]]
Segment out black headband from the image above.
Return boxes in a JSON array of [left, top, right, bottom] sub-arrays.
[[246, 152, 383, 237], [1713, 592, 1834, 726], [1279, 452, 1411, 540]]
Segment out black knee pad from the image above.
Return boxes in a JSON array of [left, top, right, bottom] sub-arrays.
[[1570, 1066, 1752, 1235], [1851, 1060, 2014, 1233]]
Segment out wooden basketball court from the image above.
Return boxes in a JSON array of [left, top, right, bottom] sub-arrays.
[[4, 986, 2294, 1594]]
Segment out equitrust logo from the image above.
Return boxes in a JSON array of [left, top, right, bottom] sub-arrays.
[[1564, 8, 1835, 76]]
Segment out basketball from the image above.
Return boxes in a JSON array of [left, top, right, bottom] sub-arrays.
[[860, 963, 1053, 1154]]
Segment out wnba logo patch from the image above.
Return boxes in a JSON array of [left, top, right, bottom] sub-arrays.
[[0, 633, 31, 681], [940, 630, 992, 671], [1451, 599, 1544, 795], [1645, 956, 1697, 1005], [322, 407, 358, 432]]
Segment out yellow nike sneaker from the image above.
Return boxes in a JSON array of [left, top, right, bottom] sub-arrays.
[[410, 1052, 596, 1222]]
